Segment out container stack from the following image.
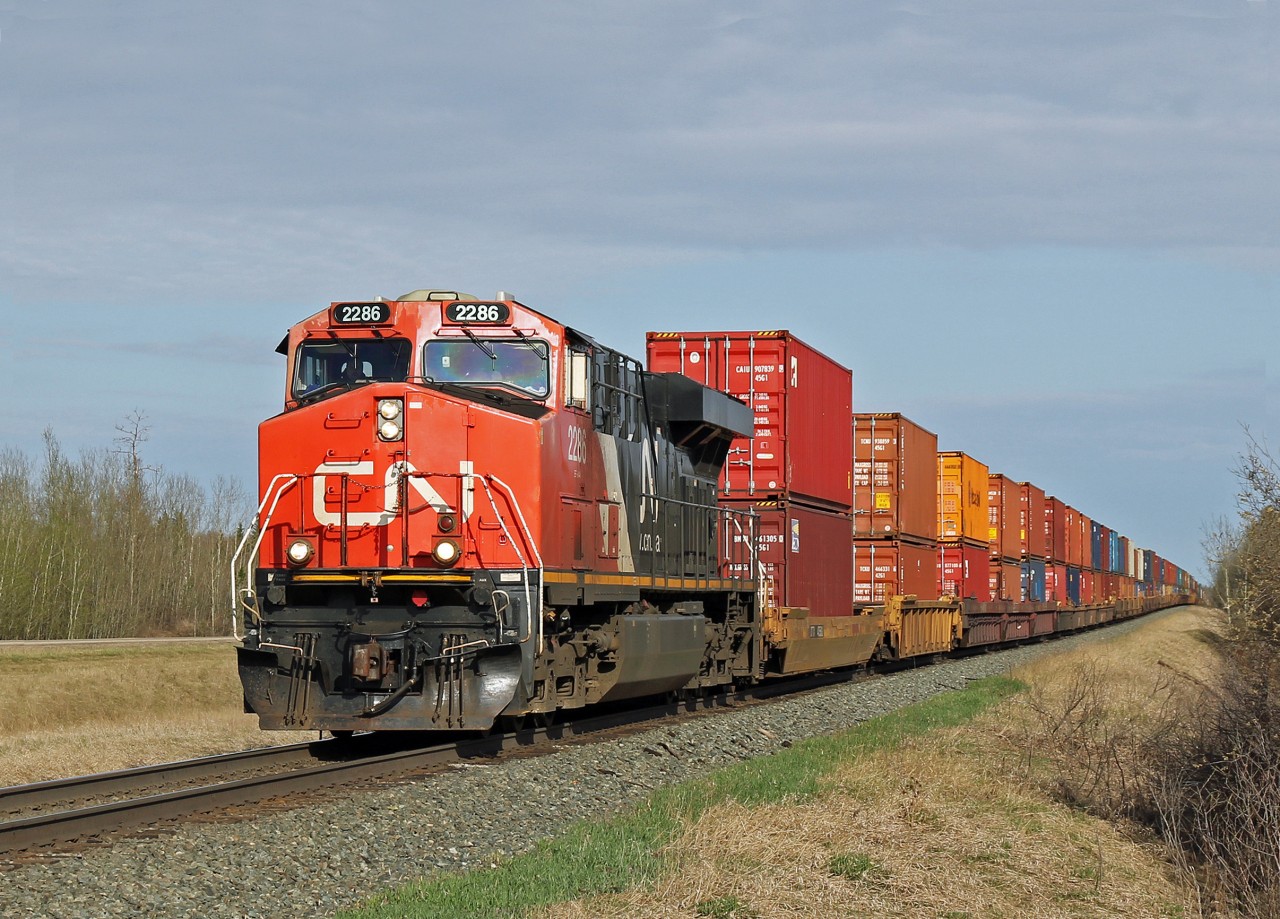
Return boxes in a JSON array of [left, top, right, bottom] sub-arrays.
[[646, 331, 854, 618], [1019, 482, 1048, 602], [987, 473, 1022, 601], [1043, 496, 1069, 602], [852, 413, 939, 604], [937, 451, 991, 600]]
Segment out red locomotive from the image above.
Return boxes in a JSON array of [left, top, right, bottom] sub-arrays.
[[234, 289, 1198, 734], [234, 290, 762, 731]]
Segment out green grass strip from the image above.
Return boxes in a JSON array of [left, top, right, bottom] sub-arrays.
[[340, 675, 1023, 919]]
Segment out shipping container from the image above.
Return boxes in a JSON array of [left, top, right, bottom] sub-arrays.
[[939, 540, 992, 601], [852, 413, 937, 541], [1101, 573, 1117, 601], [938, 452, 989, 542], [724, 501, 853, 617], [1047, 563, 1068, 602], [853, 538, 939, 604], [1076, 512, 1092, 570], [1143, 549, 1156, 586], [647, 331, 853, 509], [1044, 497, 1068, 564], [1021, 559, 1047, 602], [988, 557, 1021, 601], [1020, 482, 1048, 559], [1064, 505, 1083, 568], [1110, 532, 1123, 574], [1080, 569, 1096, 605], [1066, 567, 1082, 605], [1090, 521, 1105, 572], [987, 474, 1021, 559]]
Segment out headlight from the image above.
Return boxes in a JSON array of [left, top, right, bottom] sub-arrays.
[[432, 539, 461, 567], [378, 419, 402, 441], [286, 538, 314, 567], [378, 399, 402, 420]]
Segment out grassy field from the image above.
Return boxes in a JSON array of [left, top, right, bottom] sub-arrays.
[[0, 640, 296, 785], [342, 605, 1220, 919]]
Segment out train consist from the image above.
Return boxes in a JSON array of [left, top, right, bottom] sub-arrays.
[[232, 291, 1198, 733]]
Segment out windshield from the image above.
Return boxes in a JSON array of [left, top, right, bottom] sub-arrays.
[[292, 339, 411, 401], [422, 339, 549, 399]]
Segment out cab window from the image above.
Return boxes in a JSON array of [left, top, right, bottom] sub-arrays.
[[292, 339, 411, 401], [422, 339, 549, 399]]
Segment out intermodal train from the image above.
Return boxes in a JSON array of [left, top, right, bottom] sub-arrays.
[[232, 290, 1197, 733]]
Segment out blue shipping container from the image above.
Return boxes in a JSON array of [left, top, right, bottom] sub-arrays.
[[1090, 522, 1103, 571], [1109, 532, 1121, 573], [1143, 549, 1156, 585], [1066, 566, 1081, 605], [1021, 559, 1047, 602]]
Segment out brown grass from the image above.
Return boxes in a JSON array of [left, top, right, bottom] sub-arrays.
[[535, 607, 1223, 919], [0, 641, 296, 785]]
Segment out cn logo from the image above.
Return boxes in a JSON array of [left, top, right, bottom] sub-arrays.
[[311, 460, 473, 526]]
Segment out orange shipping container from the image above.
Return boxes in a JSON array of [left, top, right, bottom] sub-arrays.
[[853, 413, 937, 541], [1076, 512, 1092, 571], [987, 474, 1021, 559], [853, 538, 939, 604], [938, 452, 989, 542]]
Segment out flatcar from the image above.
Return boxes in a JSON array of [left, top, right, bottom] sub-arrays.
[[232, 289, 1195, 734]]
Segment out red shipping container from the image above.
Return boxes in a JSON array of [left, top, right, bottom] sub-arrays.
[[853, 538, 939, 604], [1047, 563, 1068, 602], [987, 474, 1021, 559], [1101, 573, 1117, 600], [852, 413, 937, 541], [725, 501, 852, 617], [988, 558, 1021, 601], [1044, 497, 1068, 564], [939, 540, 992, 601], [1020, 482, 1048, 559], [1080, 569, 1096, 604], [647, 331, 853, 510]]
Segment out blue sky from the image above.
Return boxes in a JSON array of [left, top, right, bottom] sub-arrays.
[[3, 1, 1278, 579]]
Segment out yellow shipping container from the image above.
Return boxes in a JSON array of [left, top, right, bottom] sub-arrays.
[[937, 451, 989, 541]]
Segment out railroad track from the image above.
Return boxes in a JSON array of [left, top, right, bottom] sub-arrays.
[[0, 670, 857, 860]]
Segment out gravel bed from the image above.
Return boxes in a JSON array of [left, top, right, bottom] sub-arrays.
[[0, 613, 1171, 919]]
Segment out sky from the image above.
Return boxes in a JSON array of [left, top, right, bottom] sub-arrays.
[[3, 1, 1278, 580]]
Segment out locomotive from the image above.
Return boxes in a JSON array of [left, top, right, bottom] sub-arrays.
[[234, 290, 777, 731]]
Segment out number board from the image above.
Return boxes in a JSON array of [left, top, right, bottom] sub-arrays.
[[331, 302, 392, 325], [443, 302, 511, 325]]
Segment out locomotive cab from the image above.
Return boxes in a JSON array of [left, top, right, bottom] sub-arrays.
[[234, 290, 758, 732]]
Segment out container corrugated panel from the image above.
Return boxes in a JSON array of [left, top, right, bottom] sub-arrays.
[[1101, 573, 1117, 601], [1064, 505, 1082, 568], [1047, 563, 1068, 602], [986, 474, 1021, 559], [1090, 522, 1105, 572], [1143, 549, 1156, 585], [1044, 497, 1068, 564], [852, 413, 937, 541], [1110, 532, 1123, 574], [988, 558, 1021, 601], [939, 540, 992, 601], [647, 331, 853, 510], [1021, 559, 1047, 602], [725, 501, 853, 617], [1020, 482, 1048, 559], [938, 452, 989, 541], [853, 538, 939, 603]]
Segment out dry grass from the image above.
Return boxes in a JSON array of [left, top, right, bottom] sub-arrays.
[[0, 641, 296, 785], [535, 607, 1223, 919]]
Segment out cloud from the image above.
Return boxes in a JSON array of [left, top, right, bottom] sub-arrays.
[[3, 2, 1279, 300]]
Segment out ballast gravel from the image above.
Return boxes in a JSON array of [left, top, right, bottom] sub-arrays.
[[0, 614, 1169, 919]]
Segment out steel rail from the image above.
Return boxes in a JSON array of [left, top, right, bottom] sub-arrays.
[[0, 671, 863, 857]]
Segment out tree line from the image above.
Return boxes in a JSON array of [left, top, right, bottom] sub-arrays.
[[0, 418, 249, 639]]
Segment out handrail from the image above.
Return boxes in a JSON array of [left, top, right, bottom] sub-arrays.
[[229, 474, 299, 641]]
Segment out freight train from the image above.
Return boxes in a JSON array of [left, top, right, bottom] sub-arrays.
[[232, 290, 1197, 733]]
